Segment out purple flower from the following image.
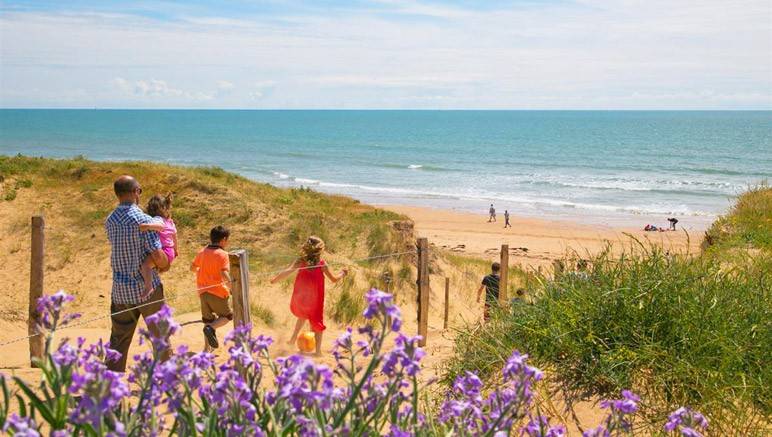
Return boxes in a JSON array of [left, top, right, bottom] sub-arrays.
[[52, 341, 78, 368], [138, 304, 179, 355], [503, 351, 543, 383], [454, 372, 483, 398], [440, 350, 544, 435], [363, 289, 392, 316], [388, 424, 412, 437], [363, 288, 403, 332], [68, 358, 129, 432], [36, 290, 80, 332], [664, 407, 709, 436], [591, 390, 642, 436], [522, 416, 566, 437], [3, 414, 40, 437], [269, 355, 337, 414]]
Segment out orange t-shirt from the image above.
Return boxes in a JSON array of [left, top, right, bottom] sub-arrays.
[[193, 245, 230, 299]]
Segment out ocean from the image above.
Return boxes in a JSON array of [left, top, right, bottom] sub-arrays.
[[1, 110, 770, 227]]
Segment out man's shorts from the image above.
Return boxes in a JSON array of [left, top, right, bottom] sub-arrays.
[[200, 293, 233, 323]]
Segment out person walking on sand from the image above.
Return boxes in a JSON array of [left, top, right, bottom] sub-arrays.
[[270, 236, 348, 356], [105, 175, 170, 372], [668, 217, 679, 231], [476, 262, 500, 322], [191, 225, 233, 352], [488, 204, 496, 222], [504, 210, 511, 228]]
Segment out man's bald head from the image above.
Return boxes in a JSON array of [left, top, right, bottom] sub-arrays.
[[114, 175, 140, 201]]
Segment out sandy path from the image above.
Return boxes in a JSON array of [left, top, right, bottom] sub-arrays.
[[384, 205, 704, 268]]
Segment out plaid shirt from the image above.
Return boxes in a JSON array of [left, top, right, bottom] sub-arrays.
[[105, 202, 163, 305]]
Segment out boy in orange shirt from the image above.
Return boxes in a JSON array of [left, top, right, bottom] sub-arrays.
[[191, 225, 233, 351]]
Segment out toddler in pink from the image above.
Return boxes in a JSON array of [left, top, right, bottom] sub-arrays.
[[139, 194, 178, 298]]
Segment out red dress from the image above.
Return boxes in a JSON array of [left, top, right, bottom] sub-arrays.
[[290, 260, 326, 332]]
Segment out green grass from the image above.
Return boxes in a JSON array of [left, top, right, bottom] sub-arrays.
[[445, 188, 772, 435], [329, 273, 367, 324], [703, 183, 771, 254], [4, 189, 17, 201], [250, 301, 276, 327]]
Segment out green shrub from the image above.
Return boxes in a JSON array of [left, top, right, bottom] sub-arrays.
[[446, 246, 771, 434], [15, 179, 33, 189], [703, 183, 771, 253], [330, 277, 365, 324], [250, 301, 276, 327], [4, 189, 17, 201]]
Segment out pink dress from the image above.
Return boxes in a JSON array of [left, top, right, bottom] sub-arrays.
[[157, 217, 177, 263], [290, 260, 326, 332]]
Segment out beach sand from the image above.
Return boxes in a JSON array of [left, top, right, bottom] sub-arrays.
[[383, 205, 705, 268]]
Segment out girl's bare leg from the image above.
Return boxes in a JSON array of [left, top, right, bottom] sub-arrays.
[[314, 331, 323, 356], [288, 318, 305, 345], [140, 256, 156, 298]]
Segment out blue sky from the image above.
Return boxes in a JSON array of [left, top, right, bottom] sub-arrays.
[[1, 0, 770, 109]]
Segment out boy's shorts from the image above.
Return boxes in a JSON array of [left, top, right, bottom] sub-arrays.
[[200, 293, 233, 323]]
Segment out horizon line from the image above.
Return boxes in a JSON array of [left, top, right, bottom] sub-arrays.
[[1, 108, 771, 112]]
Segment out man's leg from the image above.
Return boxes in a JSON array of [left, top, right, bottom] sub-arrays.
[[107, 303, 140, 372], [139, 285, 170, 362]]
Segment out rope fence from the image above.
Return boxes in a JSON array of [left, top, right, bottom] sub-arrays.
[[0, 249, 415, 352]]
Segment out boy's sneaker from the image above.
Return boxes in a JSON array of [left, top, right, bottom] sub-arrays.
[[203, 325, 218, 349]]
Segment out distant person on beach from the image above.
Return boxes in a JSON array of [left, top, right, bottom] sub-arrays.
[[512, 288, 527, 307], [504, 210, 511, 228], [476, 262, 500, 322], [572, 259, 590, 280], [489, 204, 496, 222], [191, 225, 233, 351], [668, 217, 679, 231], [271, 236, 348, 356], [105, 175, 170, 372], [138, 194, 178, 299]]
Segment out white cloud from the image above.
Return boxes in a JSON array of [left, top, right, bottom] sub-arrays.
[[110, 77, 214, 101], [217, 80, 235, 90], [1, 1, 770, 108]]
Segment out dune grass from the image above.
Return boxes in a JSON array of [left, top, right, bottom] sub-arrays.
[[703, 182, 771, 254], [249, 301, 276, 327], [0, 154, 422, 327], [445, 187, 772, 435], [0, 154, 412, 273]]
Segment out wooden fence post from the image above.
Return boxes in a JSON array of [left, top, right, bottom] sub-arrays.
[[228, 250, 251, 327], [416, 238, 429, 347], [443, 277, 450, 330], [499, 244, 509, 305], [29, 216, 45, 366]]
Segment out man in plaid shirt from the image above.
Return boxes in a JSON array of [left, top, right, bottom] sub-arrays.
[[105, 175, 170, 372]]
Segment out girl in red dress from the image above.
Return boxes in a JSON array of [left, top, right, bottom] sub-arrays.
[[270, 236, 347, 355]]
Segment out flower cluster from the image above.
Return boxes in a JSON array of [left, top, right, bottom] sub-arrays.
[[581, 389, 641, 437], [522, 415, 566, 437], [36, 290, 80, 332], [0, 290, 710, 437], [664, 407, 709, 437], [439, 350, 544, 435]]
